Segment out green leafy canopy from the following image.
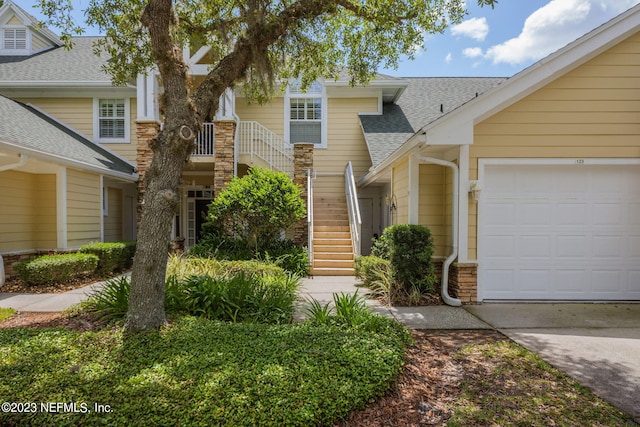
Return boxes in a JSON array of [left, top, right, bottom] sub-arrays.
[[37, 0, 497, 94]]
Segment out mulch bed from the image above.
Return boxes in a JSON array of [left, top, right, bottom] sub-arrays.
[[336, 330, 506, 426]]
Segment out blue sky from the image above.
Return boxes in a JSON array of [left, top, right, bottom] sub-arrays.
[[13, 0, 640, 78]]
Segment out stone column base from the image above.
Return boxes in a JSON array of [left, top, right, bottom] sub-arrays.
[[448, 262, 478, 303]]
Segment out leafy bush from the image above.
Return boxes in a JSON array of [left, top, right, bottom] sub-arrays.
[[204, 167, 306, 251], [354, 255, 395, 303], [166, 254, 284, 281], [89, 257, 301, 324], [190, 237, 310, 276], [304, 292, 411, 344], [372, 224, 437, 294], [167, 273, 300, 324], [14, 253, 98, 286], [84, 275, 130, 320], [79, 241, 136, 275]]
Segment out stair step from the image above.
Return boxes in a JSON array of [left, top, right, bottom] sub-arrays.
[[314, 225, 350, 233], [314, 252, 354, 260], [314, 259, 354, 269], [312, 267, 355, 276], [314, 232, 351, 240], [312, 244, 353, 253], [314, 238, 353, 246]]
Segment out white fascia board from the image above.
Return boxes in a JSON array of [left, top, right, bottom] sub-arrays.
[[0, 141, 138, 182]]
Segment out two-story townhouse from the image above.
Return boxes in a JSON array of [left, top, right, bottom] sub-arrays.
[[0, 1, 138, 280], [2, 0, 639, 305]]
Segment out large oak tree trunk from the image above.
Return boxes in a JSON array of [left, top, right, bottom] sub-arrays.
[[126, 128, 195, 332]]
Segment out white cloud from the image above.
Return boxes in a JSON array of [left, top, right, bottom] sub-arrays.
[[486, 0, 593, 65], [597, 0, 640, 13], [445, 52, 453, 64], [463, 47, 484, 58], [451, 17, 489, 41]]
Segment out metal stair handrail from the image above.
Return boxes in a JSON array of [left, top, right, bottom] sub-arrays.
[[345, 161, 362, 257]]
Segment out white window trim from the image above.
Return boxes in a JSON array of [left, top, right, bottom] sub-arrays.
[[93, 98, 131, 143], [0, 25, 30, 55], [284, 81, 328, 149]]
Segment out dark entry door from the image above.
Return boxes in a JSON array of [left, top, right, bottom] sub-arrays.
[[195, 199, 211, 243]]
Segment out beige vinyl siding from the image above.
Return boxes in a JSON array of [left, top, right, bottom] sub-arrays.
[[236, 96, 378, 200], [391, 158, 409, 225], [16, 98, 138, 163], [17, 98, 94, 137], [313, 98, 378, 200], [0, 171, 56, 252], [34, 174, 57, 248], [66, 169, 101, 247], [236, 97, 285, 136], [104, 187, 123, 242], [7, 16, 21, 25], [0, 171, 35, 252], [31, 33, 53, 52], [418, 164, 447, 257], [467, 31, 640, 259]]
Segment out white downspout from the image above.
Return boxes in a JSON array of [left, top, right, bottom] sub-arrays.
[[412, 149, 462, 307], [0, 153, 28, 172], [0, 154, 28, 286]]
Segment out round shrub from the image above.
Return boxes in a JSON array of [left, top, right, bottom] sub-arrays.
[[372, 224, 437, 294], [204, 167, 306, 251]]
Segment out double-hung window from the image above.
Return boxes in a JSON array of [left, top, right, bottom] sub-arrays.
[[286, 81, 327, 148], [95, 98, 130, 143]]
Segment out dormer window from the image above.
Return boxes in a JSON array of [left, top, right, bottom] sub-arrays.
[[3, 27, 26, 50]]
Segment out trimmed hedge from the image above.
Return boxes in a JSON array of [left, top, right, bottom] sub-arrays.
[[14, 253, 99, 286], [79, 241, 136, 275]]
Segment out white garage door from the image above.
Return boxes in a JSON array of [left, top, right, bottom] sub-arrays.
[[481, 164, 640, 300]]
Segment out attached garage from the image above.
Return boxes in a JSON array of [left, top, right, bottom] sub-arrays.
[[479, 161, 640, 301]]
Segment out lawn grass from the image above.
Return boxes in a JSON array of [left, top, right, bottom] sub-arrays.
[[0, 308, 14, 322], [0, 316, 408, 427], [448, 340, 634, 426]]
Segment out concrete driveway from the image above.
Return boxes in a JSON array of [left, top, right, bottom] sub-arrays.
[[466, 303, 640, 423]]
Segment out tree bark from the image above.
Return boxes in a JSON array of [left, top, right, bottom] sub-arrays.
[[125, 0, 339, 332]]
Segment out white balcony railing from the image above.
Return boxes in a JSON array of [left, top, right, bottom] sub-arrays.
[[193, 122, 215, 156], [192, 121, 294, 176], [237, 121, 294, 176]]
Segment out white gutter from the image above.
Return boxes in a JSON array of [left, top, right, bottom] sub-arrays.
[[0, 142, 137, 181], [0, 153, 28, 172], [412, 149, 462, 307]]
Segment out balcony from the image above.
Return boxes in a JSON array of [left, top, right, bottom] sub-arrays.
[[191, 121, 294, 176], [193, 122, 215, 156]]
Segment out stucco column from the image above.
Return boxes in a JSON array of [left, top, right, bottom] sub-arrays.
[[213, 120, 236, 194], [135, 120, 161, 223], [293, 143, 314, 246]]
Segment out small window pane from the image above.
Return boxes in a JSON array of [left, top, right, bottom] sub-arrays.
[[99, 99, 126, 139], [290, 122, 321, 144]]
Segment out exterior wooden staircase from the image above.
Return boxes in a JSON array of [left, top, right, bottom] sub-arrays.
[[312, 198, 355, 276]]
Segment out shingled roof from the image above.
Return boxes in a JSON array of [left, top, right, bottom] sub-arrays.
[[360, 77, 506, 167], [0, 37, 112, 84], [0, 95, 136, 179]]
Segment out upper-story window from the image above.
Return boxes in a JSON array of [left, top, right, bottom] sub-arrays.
[[285, 81, 327, 148], [1, 27, 28, 53], [94, 98, 130, 143]]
